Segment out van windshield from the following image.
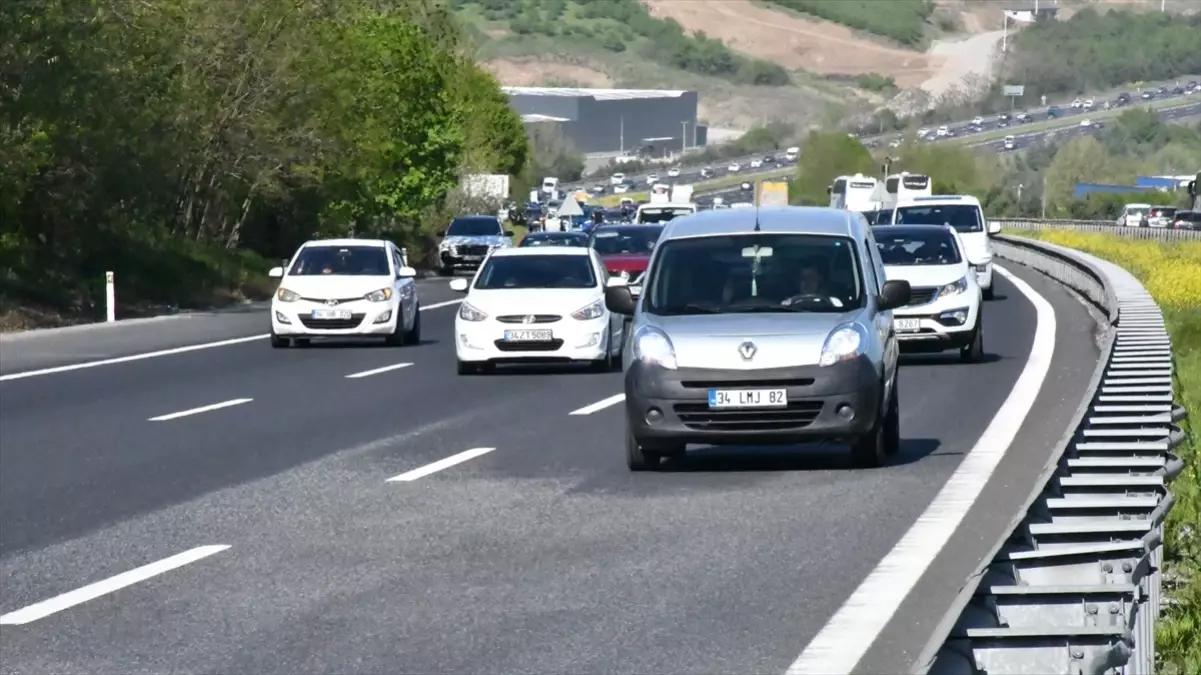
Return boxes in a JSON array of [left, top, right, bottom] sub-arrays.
[[894, 204, 983, 233], [643, 234, 863, 315]]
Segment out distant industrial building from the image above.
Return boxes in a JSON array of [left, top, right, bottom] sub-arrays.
[[504, 87, 707, 156]]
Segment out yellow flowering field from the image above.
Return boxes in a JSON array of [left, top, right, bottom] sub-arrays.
[[1009, 229, 1201, 673]]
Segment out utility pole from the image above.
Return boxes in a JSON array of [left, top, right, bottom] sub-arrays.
[[681, 120, 688, 154]]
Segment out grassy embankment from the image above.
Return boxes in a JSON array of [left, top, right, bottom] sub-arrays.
[[1011, 229, 1201, 674]]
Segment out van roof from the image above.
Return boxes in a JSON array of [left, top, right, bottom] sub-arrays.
[[896, 195, 982, 207], [659, 206, 858, 241]]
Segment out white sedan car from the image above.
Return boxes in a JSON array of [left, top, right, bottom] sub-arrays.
[[270, 238, 420, 348], [727, 163, 741, 172], [874, 224, 984, 362], [667, 167, 680, 178], [449, 247, 625, 374]]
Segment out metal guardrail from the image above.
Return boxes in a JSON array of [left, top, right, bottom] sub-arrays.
[[917, 235, 1187, 675], [996, 218, 1201, 241]]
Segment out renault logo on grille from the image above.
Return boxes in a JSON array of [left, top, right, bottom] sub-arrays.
[[738, 341, 757, 360], [325, 299, 339, 307], [522, 315, 535, 324]]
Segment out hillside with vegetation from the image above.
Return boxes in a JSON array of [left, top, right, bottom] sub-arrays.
[[1, 0, 530, 328]]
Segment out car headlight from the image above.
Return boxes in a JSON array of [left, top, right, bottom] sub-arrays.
[[571, 299, 605, 321], [364, 287, 393, 302], [936, 276, 969, 298], [632, 326, 677, 370], [276, 288, 300, 302], [458, 302, 487, 322], [819, 323, 868, 367]]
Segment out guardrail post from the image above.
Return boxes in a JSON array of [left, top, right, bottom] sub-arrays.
[[105, 271, 116, 322]]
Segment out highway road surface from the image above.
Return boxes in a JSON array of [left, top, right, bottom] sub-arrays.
[[0, 267, 1103, 674]]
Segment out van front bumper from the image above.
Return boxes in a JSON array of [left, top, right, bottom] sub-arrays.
[[624, 356, 881, 448]]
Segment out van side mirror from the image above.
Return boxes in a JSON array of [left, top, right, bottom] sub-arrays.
[[987, 221, 1001, 235], [878, 279, 911, 311], [604, 285, 637, 316]]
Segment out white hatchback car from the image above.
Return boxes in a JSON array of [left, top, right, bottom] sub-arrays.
[[449, 247, 626, 374], [873, 224, 984, 361], [269, 238, 420, 348]]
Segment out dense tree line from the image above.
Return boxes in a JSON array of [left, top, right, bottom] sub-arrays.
[[764, 0, 932, 47], [793, 111, 1201, 220], [1, 0, 529, 320], [455, 0, 790, 86]]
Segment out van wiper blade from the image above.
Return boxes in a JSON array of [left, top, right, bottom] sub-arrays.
[[735, 305, 813, 313]]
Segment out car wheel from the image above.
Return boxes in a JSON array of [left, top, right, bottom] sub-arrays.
[[270, 333, 288, 349], [293, 338, 311, 348], [982, 285, 995, 301], [404, 304, 422, 345], [626, 423, 661, 471], [457, 359, 478, 375], [591, 328, 617, 372], [438, 266, 454, 276], [850, 392, 888, 468], [961, 320, 985, 363], [384, 312, 406, 346], [883, 378, 901, 456]]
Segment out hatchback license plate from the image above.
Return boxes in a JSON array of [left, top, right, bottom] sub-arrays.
[[504, 329, 552, 342], [311, 308, 352, 320], [894, 318, 921, 332], [708, 389, 787, 409]]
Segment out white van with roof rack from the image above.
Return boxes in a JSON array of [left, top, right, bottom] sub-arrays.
[[889, 195, 1001, 300]]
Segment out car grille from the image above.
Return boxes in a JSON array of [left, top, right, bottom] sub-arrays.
[[493, 339, 564, 352], [299, 296, 361, 305], [298, 314, 366, 330], [905, 287, 938, 306], [496, 314, 562, 324], [679, 378, 814, 389], [673, 401, 824, 432], [455, 244, 490, 257]]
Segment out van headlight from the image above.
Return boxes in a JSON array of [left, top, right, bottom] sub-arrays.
[[632, 326, 677, 370], [458, 302, 487, 322], [276, 288, 300, 302], [936, 276, 968, 299], [571, 299, 605, 320], [819, 323, 868, 367], [364, 287, 393, 302]]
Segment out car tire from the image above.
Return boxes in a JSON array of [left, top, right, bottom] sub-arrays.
[[591, 328, 617, 372], [270, 333, 288, 349], [293, 338, 311, 348], [883, 378, 901, 456], [404, 305, 422, 345], [626, 424, 661, 471], [438, 266, 453, 277], [384, 311, 407, 347], [982, 285, 995, 301], [961, 319, 985, 363], [850, 391, 888, 468], [457, 359, 478, 375]]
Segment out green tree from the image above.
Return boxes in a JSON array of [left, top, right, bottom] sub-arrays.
[[794, 132, 877, 205]]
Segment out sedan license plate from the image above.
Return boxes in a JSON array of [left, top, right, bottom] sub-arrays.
[[462, 255, 483, 261], [311, 308, 352, 320], [504, 329, 552, 342], [708, 389, 787, 409], [894, 318, 921, 332]]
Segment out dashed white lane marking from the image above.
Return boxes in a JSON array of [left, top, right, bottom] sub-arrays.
[[0, 545, 231, 625], [0, 300, 461, 382], [148, 398, 253, 421], [386, 447, 495, 482], [346, 362, 413, 379], [569, 393, 626, 415], [787, 264, 1057, 674]]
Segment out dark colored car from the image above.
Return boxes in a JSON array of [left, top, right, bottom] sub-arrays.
[[860, 209, 893, 225], [1046, 106, 1062, 118], [519, 231, 590, 247], [588, 224, 665, 282], [1170, 210, 1201, 230]]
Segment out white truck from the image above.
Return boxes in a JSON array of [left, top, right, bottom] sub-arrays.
[[461, 173, 510, 202], [635, 184, 695, 223]]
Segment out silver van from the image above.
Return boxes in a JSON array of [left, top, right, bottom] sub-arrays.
[[604, 207, 911, 470]]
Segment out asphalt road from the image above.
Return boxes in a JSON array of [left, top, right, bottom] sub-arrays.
[[0, 260, 1101, 674], [566, 86, 1201, 193]]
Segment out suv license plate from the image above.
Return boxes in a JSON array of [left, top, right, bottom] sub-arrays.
[[895, 318, 921, 332], [708, 389, 787, 409], [504, 329, 552, 342], [311, 309, 352, 320]]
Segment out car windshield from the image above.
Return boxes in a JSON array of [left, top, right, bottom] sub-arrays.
[[288, 245, 390, 276], [521, 233, 588, 247], [894, 204, 983, 233], [875, 229, 962, 266], [1149, 208, 1176, 217], [474, 255, 597, 290], [644, 234, 864, 316], [446, 216, 502, 237], [636, 207, 692, 224], [590, 227, 663, 255]]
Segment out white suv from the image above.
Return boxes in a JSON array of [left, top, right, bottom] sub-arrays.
[[874, 224, 984, 361], [891, 195, 1000, 300]]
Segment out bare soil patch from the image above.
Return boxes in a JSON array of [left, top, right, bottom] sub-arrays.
[[483, 58, 615, 88]]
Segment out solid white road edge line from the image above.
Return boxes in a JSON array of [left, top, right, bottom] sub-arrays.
[[386, 447, 495, 482], [346, 362, 413, 379], [0, 299, 461, 382], [148, 398, 253, 422], [569, 393, 626, 415], [0, 545, 231, 625], [786, 264, 1057, 675]]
